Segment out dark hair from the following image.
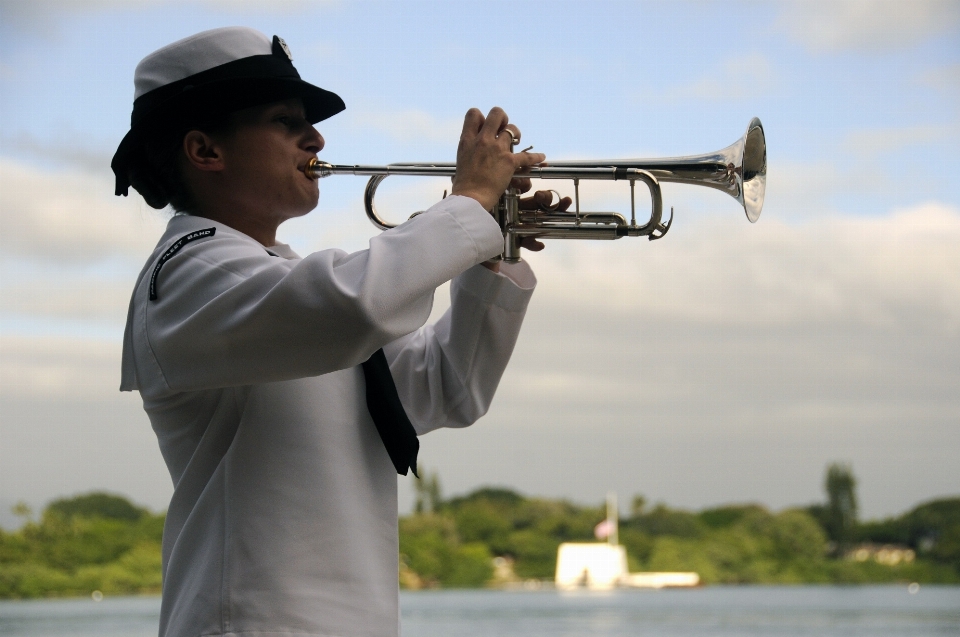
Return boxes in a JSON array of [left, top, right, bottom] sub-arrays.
[[126, 113, 236, 212]]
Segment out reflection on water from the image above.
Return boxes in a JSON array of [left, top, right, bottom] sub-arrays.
[[0, 586, 957, 637]]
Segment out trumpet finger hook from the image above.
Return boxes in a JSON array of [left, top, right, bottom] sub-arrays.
[[537, 189, 564, 211], [649, 206, 674, 241]]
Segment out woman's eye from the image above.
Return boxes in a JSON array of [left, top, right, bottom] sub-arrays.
[[274, 113, 306, 130]]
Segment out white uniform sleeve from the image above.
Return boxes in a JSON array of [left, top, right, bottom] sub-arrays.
[[125, 196, 505, 395], [383, 260, 536, 434]]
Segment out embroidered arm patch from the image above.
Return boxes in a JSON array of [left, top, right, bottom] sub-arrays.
[[149, 228, 216, 301]]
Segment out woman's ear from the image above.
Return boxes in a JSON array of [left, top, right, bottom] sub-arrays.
[[183, 130, 225, 172]]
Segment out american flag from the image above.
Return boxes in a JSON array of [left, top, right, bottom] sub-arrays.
[[594, 519, 614, 540]]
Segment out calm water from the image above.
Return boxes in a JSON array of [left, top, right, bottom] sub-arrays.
[[0, 586, 957, 636]]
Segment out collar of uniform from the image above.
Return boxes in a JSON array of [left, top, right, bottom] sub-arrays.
[[166, 214, 301, 259], [165, 214, 258, 249], [265, 242, 300, 260]]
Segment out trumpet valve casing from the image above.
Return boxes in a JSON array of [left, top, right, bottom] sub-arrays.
[[497, 188, 523, 262]]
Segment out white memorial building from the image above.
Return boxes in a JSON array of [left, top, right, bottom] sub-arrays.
[[554, 493, 700, 590]]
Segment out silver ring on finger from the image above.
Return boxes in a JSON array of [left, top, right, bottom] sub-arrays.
[[499, 129, 520, 147]]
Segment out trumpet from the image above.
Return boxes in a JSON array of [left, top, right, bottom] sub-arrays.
[[304, 118, 766, 262]]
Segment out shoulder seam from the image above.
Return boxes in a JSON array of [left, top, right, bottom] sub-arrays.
[[149, 227, 217, 301]]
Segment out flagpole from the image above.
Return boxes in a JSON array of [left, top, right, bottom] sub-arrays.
[[607, 492, 618, 547]]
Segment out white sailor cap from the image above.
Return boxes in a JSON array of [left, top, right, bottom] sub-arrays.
[[112, 27, 344, 199]]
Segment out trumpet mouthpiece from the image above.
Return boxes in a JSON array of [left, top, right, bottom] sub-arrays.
[[304, 158, 332, 179]]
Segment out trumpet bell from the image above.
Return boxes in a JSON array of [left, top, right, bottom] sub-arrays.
[[741, 118, 767, 223], [548, 117, 767, 223]]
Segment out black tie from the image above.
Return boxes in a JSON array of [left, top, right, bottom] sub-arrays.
[[361, 348, 420, 476]]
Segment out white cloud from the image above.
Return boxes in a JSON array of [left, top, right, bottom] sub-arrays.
[[13, 197, 954, 394], [0, 276, 134, 323], [0, 0, 321, 25], [918, 63, 960, 94], [0, 335, 122, 400], [780, 0, 960, 52], [2, 132, 114, 176], [0, 157, 166, 263], [523, 201, 960, 332], [0, 0, 128, 18], [661, 53, 777, 102], [0, 158, 163, 343], [441, 200, 960, 517], [843, 125, 955, 158], [759, 155, 950, 223], [8, 152, 958, 381]]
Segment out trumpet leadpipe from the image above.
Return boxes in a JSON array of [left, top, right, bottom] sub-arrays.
[[304, 160, 633, 182], [305, 162, 457, 179]]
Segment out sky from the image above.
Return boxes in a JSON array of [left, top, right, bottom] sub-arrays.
[[0, 0, 958, 528]]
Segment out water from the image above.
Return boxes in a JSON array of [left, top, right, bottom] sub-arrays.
[[0, 586, 957, 636], [402, 586, 960, 636], [0, 596, 159, 637]]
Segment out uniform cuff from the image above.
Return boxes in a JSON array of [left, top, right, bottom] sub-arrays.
[[454, 260, 537, 313], [431, 195, 504, 262]]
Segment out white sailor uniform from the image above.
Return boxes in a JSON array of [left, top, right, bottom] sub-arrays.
[[120, 195, 535, 637]]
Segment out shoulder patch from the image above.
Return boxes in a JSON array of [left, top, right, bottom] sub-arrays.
[[149, 227, 216, 301]]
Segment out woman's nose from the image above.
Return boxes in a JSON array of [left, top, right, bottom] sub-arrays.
[[304, 126, 324, 153]]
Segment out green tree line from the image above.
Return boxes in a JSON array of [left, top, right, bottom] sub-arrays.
[[0, 493, 164, 598], [399, 467, 960, 588], [1, 465, 958, 597]]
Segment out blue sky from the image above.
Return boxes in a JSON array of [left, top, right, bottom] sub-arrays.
[[0, 0, 958, 526]]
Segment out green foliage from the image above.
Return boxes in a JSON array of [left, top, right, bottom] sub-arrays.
[[854, 516, 911, 545], [619, 528, 653, 570], [822, 557, 958, 584], [823, 463, 858, 549], [855, 497, 960, 571], [397, 484, 960, 589], [0, 493, 164, 599], [400, 487, 600, 585], [807, 463, 960, 577], [698, 504, 766, 529], [627, 503, 705, 538], [47, 492, 146, 522], [903, 498, 960, 569], [444, 488, 524, 513], [414, 469, 443, 514], [446, 543, 494, 587], [905, 498, 960, 532], [398, 514, 492, 588], [11, 501, 33, 521], [6, 486, 960, 598], [452, 500, 513, 549], [930, 524, 960, 571], [639, 508, 829, 584]]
